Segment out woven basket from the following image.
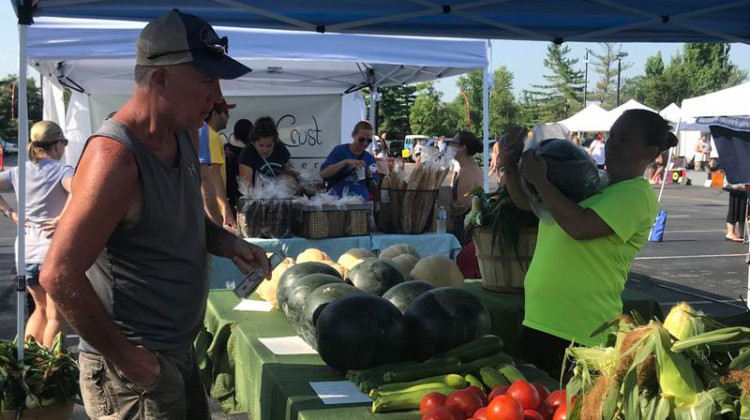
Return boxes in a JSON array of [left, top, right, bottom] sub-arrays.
[[472, 226, 537, 293], [375, 188, 438, 234], [237, 198, 292, 239]]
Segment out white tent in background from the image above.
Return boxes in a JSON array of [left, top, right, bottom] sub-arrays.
[[681, 82, 750, 119], [605, 99, 657, 128], [558, 104, 610, 132], [659, 103, 681, 123]]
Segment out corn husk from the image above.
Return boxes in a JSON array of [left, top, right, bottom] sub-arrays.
[[664, 302, 706, 342]]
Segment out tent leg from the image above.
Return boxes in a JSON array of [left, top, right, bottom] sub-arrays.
[[16, 22, 29, 360], [482, 64, 490, 193], [657, 117, 681, 203], [369, 87, 377, 135]]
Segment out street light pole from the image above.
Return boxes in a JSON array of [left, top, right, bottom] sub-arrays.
[[583, 50, 589, 107], [616, 51, 628, 107]]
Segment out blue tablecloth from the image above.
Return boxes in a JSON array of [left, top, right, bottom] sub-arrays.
[[209, 233, 461, 289]]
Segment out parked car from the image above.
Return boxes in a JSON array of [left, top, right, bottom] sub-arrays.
[[387, 140, 404, 158], [0, 139, 18, 155]]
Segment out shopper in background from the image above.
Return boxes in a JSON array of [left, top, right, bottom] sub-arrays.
[[0, 121, 73, 348], [449, 131, 483, 244], [588, 132, 606, 169], [724, 183, 747, 243], [225, 118, 252, 214], [694, 134, 711, 171], [199, 99, 237, 231]]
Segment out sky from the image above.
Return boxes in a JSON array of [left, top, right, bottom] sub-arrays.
[[2, 1, 750, 107]]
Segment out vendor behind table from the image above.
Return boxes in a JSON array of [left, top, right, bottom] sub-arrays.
[[238, 116, 293, 188], [320, 120, 379, 200]]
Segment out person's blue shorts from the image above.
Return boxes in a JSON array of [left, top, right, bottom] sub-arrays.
[[26, 263, 41, 288]]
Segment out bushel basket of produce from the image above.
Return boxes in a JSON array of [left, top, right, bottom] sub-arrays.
[[237, 198, 292, 239], [376, 188, 438, 234], [472, 226, 537, 293]]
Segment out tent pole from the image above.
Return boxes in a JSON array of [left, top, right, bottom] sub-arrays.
[[482, 62, 490, 193], [657, 116, 681, 203], [370, 86, 377, 138], [16, 19, 29, 362]]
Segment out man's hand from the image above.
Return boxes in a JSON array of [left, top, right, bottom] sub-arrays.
[[222, 209, 237, 233], [115, 345, 161, 390], [9, 211, 18, 225], [499, 127, 528, 168], [521, 150, 548, 186], [40, 217, 60, 238], [228, 237, 271, 278]]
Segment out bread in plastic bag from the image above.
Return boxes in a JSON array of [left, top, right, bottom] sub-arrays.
[[521, 123, 609, 220]]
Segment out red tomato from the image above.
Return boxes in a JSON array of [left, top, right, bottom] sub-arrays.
[[447, 388, 485, 418], [524, 410, 544, 420], [487, 385, 509, 401], [465, 385, 489, 406], [552, 404, 567, 420], [507, 381, 541, 410], [487, 395, 524, 420], [537, 403, 556, 420], [422, 406, 466, 420], [532, 383, 550, 402], [473, 407, 489, 420], [545, 390, 566, 409], [421, 392, 448, 414]]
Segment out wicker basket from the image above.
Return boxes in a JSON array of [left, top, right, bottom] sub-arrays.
[[237, 198, 293, 239], [293, 202, 372, 239], [472, 226, 537, 293], [375, 188, 438, 234], [1, 402, 74, 420]]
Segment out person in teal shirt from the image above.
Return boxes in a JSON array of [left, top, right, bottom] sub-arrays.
[[500, 109, 677, 377]]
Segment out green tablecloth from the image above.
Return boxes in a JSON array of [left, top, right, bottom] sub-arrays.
[[196, 281, 663, 420]]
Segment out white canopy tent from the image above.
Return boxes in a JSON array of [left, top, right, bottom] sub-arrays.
[[558, 104, 610, 133], [659, 103, 681, 123], [658, 103, 701, 160], [29, 17, 490, 167], [604, 99, 657, 128], [681, 82, 750, 119]]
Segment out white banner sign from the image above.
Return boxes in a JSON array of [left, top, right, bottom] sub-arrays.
[[88, 94, 344, 171]]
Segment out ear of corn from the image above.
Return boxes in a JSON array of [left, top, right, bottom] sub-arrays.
[[672, 392, 716, 420], [664, 303, 706, 342], [654, 326, 705, 407]]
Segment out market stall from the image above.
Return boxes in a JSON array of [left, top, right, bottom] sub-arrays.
[[196, 282, 662, 419], [557, 104, 610, 133]]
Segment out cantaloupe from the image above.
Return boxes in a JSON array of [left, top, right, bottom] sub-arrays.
[[338, 248, 376, 270], [379, 243, 420, 260], [410, 255, 464, 288], [257, 257, 296, 308], [388, 254, 420, 279], [296, 248, 332, 263], [323, 261, 348, 279]]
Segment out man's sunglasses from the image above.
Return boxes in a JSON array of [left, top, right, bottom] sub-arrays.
[[147, 36, 229, 60], [357, 137, 373, 144]]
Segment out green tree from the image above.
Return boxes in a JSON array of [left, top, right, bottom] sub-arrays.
[[409, 82, 450, 136], [590, 43, 632, 110], [526, 44, 585, 122], [489, 66, 520, 136], [364, 85, 417, 139], [0, 74, 44, 142]]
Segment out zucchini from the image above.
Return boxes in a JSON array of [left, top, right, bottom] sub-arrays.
[[382, 357, 461, 384], [456, 352, 514, 374], [435, 335, 504, 363], [480, 366, 509, 388], [465, 374, 487, 392], [347, 360, 415, 383], [498, 364, 526, 383], [372, 384, 456, 413], [375, 374, 466, 394]]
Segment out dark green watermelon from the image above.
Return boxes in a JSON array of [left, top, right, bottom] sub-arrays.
[[285, 274, 344, 333], [382, 281, 435, 314], [277, 262, 341, 313], [300, 283, 363, 348], [316, 294, 407, 370], [346, 258, 404, 296], [404, 287, 491, 360]]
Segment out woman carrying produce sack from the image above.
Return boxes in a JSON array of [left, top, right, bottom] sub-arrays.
[[500, 109, 676, 377], [449, 131, 483, 244], [238, 116, 292, 186], [320, 120, 379, 199], [0, 121, 73, 348]]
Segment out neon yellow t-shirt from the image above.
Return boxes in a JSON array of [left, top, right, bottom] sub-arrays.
[[208, 126, 226, 185], [523, 177, 657, 346]]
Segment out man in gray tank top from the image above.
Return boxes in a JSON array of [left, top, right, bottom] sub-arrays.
[[40, 10, 269, 420]]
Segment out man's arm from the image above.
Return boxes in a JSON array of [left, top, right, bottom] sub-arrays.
[[320, 159, 360, 179], [201, 164, 222, 225], [40, 137, 159, 387], [210, 163, 236, 230], [205, 216, 271, 276]]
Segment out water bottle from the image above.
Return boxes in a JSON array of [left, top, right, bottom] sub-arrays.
[[436, 206, 447, 235]]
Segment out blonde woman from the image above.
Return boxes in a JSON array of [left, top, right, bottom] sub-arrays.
[[0, 121, 73, 347]]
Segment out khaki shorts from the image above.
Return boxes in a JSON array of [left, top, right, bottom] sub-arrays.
[[79, 349, 209, 420]]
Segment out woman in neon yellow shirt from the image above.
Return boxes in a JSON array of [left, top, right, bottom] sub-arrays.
[[500, 110, 678, 377]]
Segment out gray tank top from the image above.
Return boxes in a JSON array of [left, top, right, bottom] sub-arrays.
[[79, 119, 208, 354]]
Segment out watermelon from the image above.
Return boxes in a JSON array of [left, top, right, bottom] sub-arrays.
[[382, 281, 435, 314], [404, 287, 491, 360], [346, 258, 405, 295], [300, 283, 363, 347], [284, 274, 344, 333], [277, 262, 341, 313], [316, 294, 408, 370]]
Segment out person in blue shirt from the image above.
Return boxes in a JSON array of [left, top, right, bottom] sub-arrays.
[[320, 121, 379, 200]]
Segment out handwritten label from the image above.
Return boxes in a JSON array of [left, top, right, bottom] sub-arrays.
[[259, 336, 317, 355], [233, 299, 273, 312]]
